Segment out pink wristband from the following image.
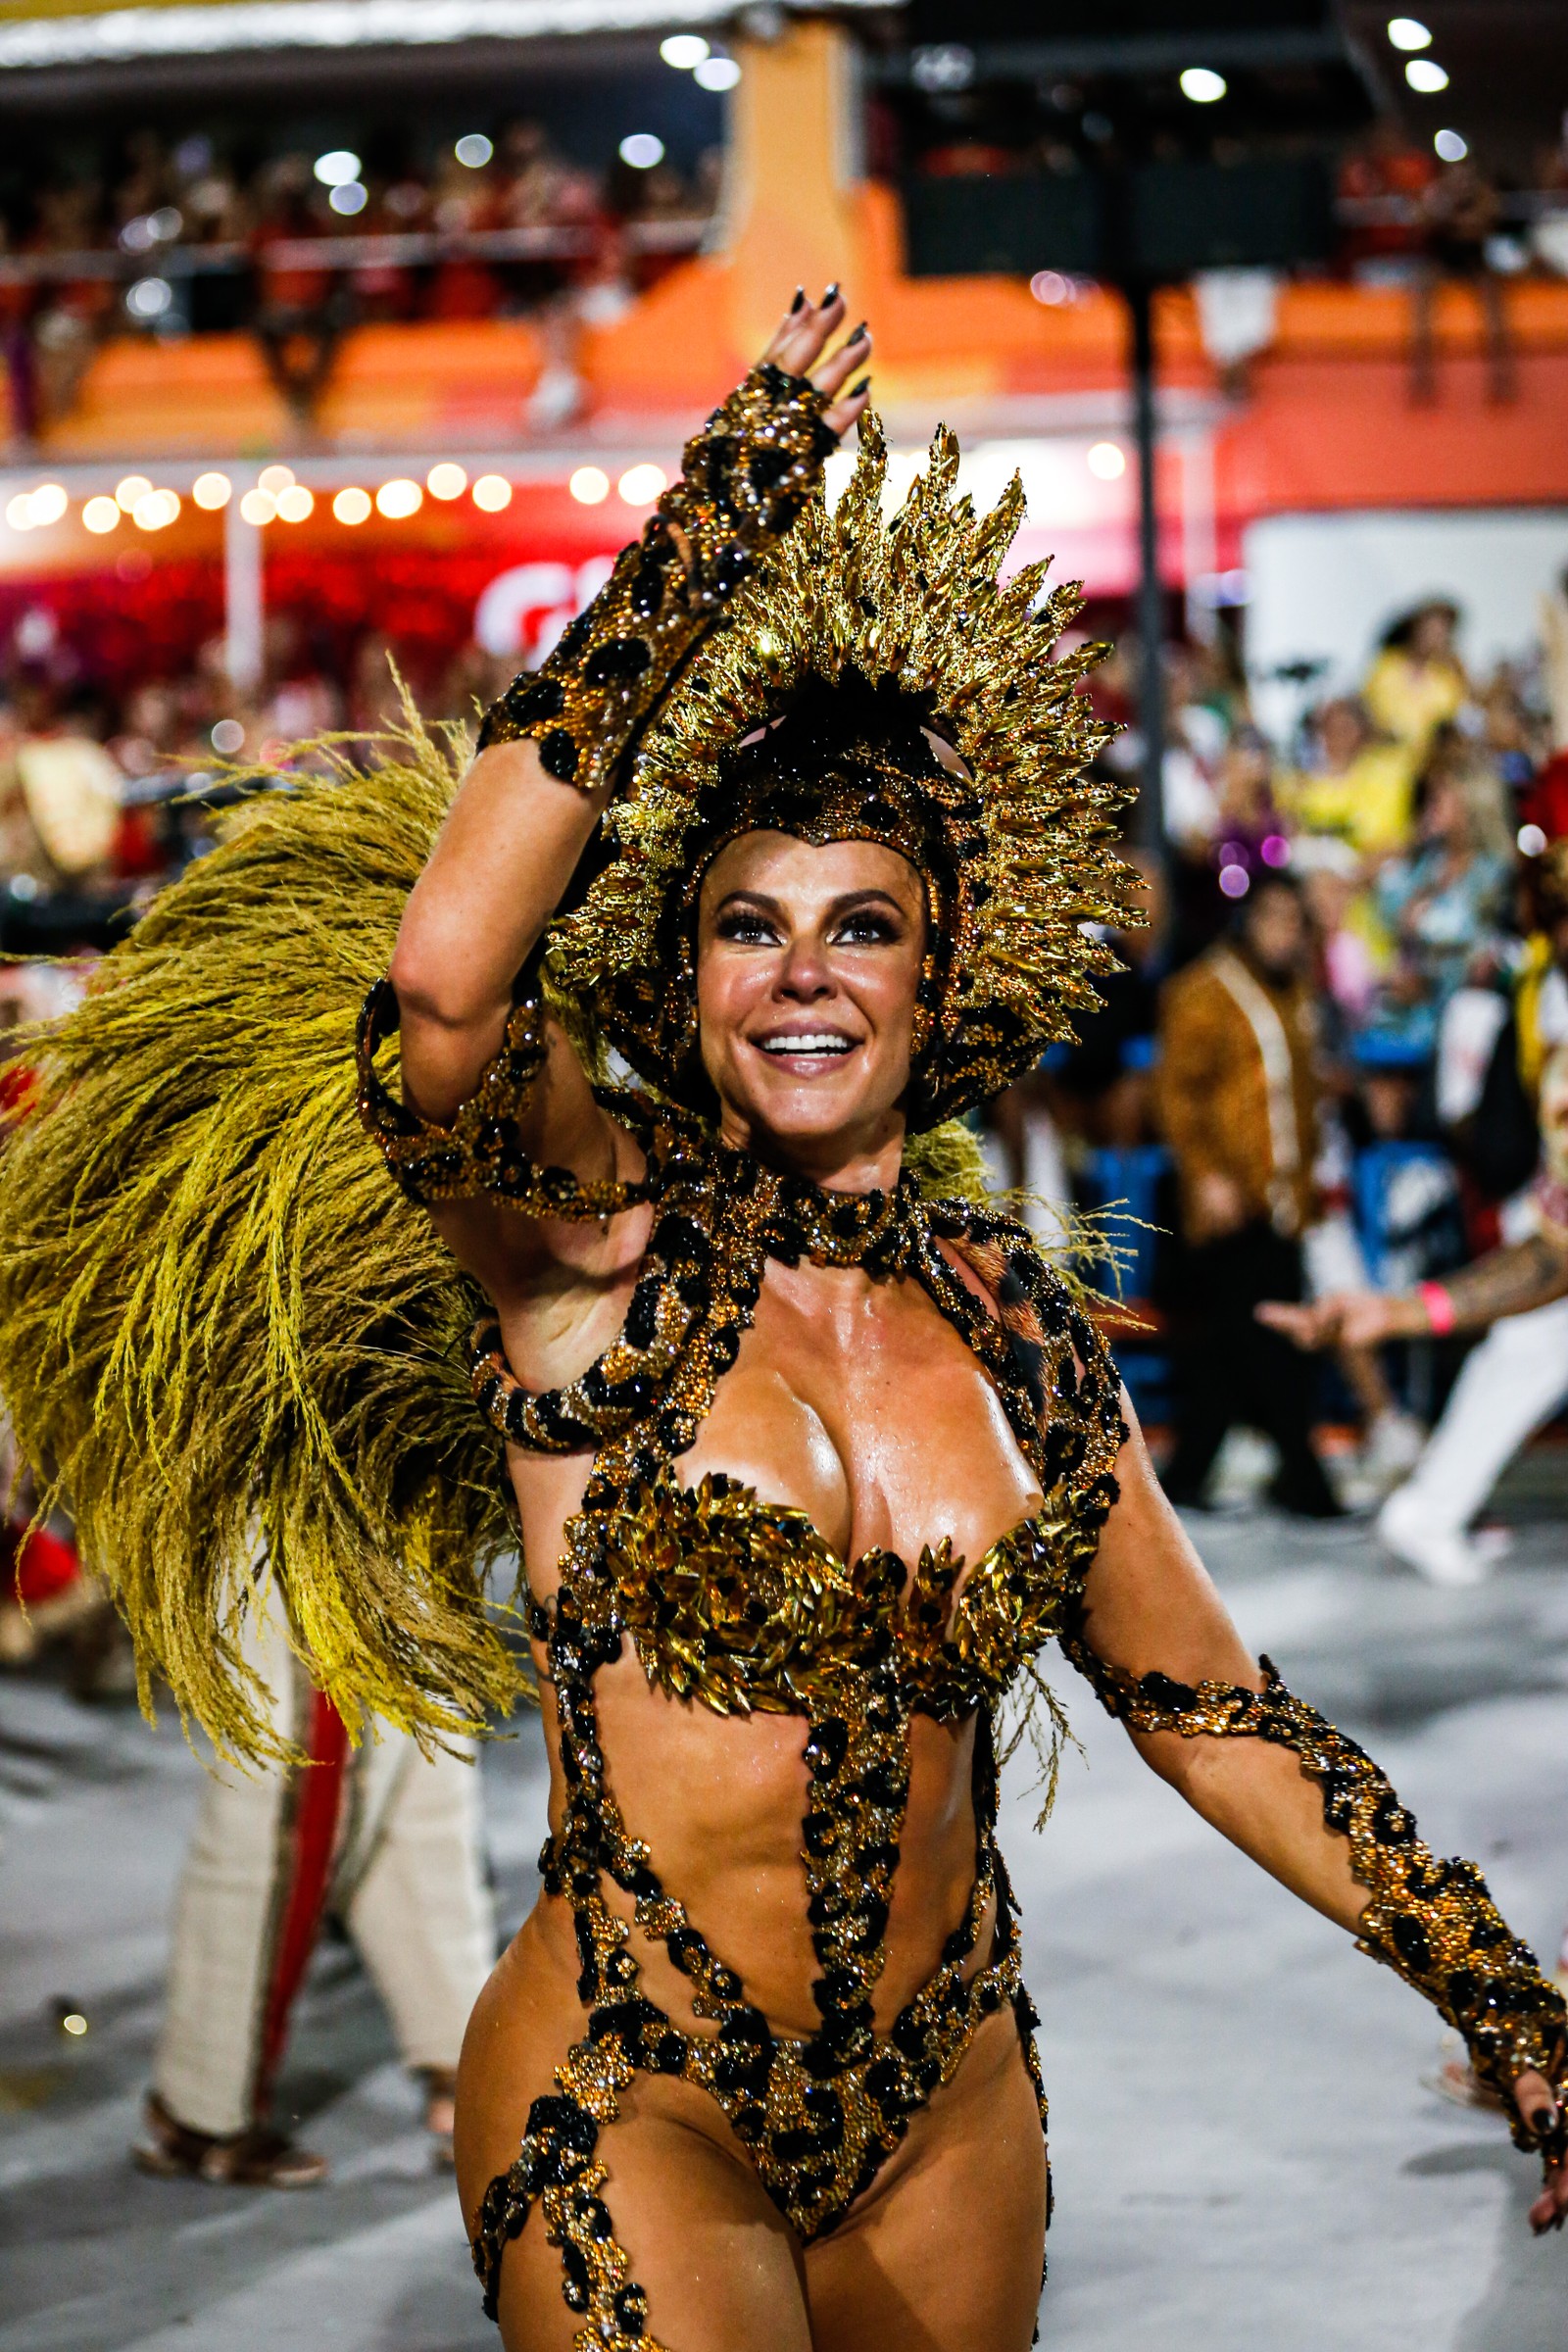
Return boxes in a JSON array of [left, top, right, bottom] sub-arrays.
[[1417, 1280, 1455, 1337]]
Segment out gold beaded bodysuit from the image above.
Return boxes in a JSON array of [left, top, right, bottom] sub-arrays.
[[359, 982, 1121, 2340], [358, 984, 1568, 2350]]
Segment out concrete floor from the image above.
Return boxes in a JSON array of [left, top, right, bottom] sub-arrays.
[[3, 1472, 1568, 2351]]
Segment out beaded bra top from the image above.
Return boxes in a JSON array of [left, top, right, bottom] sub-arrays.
[[358, 977, 1125, 2292]]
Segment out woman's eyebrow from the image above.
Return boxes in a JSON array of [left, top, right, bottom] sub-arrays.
[[711, 889, 784, 917], [825, 889, 907, 917], [710, 886, 909, 920]]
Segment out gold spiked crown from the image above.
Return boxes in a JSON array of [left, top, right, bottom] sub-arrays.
[[546, 415, 1136, 1128]]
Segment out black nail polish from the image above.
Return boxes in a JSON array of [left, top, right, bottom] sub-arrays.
[[847, 320, 869, 344], [1532, 2107, 1557, 2133], [790, 286, 806, 313], [823, 281, 840, 303], [850, 375, 870, 396]]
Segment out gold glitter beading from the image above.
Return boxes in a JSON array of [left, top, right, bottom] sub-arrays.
[[1063, 1639, 1568, 2161], [476, 363, 837, 798], [457, 1102, 1126, 2334]]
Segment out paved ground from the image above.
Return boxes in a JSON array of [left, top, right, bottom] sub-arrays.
[[3, 1461, 1567, 2351]]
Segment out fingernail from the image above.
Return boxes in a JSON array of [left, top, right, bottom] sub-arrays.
[[790, 286, 806, 314], [1532, 2106, 1557, 2133], [850, 375, 870, 396], [822, 282, 840, 304], [847, 320, 868, 344]]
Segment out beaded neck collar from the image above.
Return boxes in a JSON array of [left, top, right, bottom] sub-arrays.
[[701, 1136, 925, 1273]]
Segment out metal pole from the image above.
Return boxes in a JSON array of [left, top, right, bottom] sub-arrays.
[[223, 470, 264, 695], [1128, 278, 1164, 849]]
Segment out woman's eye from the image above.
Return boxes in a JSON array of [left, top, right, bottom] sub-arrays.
[[715, 912, 776, 944], [833, 912, 899, 946]]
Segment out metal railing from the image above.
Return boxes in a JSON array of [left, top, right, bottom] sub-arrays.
[[0, 215, 710, 291]]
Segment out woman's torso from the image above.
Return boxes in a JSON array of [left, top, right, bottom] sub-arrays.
[[496, 1215, 1047, 2042]]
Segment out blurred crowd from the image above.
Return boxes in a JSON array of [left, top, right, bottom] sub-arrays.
[[992, 568, 1568, 1526], [1, 113, 1566, 436], [1339, 122, 1568, 402], [0, 119, 715, 431], [0, 609, 516, 952]]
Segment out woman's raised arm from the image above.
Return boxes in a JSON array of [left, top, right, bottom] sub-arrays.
[[388, 288, 875, 1147]]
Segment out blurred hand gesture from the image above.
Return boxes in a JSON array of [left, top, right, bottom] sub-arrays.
[[1256, 1290, 1431, 1351]]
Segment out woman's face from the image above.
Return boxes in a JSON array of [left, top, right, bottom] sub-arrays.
[[1411, 608, 1456, 663], [1422, 775, 1466, 846], [695, 830, 927, 1162]]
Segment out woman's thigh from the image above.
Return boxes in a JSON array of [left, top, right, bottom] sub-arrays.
[[457, 1921, 813, 2352], [492, 2079, 813, 2352], [803, 2009, 1049, 2352]]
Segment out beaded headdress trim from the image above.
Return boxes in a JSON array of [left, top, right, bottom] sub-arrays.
[[546, 414, 1136, 1128]]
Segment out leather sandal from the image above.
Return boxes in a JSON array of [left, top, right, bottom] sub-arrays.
[[132, 2090, 329, 2187]]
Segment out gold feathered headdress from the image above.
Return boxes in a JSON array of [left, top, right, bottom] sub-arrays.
[[547, 415, 1134, 1125]]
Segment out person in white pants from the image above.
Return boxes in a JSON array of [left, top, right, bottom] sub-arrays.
[[135, 1575, 497, 2187], [1378, 1283, 1568, 1586]]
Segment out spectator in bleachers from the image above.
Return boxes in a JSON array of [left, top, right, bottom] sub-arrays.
[[1293, 833, 1383, 1033], [1415, 157, 1517, 404], [1477, 659, 1544, 790], [1367, 726, 1512, 1052], [1539, 565, 1568, 757], [1281, 695, 1416, 860], [251, 153, 345, 422], [1338, 119, 1437, 283], [1154, 868, 1343, 1516], [1363, 600, 1469, 758], [28, 179, 113, 433]]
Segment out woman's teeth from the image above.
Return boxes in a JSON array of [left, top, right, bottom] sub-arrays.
[[759, 1033, 854, 1056]]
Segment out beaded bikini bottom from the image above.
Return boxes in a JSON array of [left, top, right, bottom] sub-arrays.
[[469, 1618, 1049, 2346]]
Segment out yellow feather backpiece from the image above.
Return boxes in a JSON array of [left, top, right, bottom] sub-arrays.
[[0, 714, 525, 1765], [0, 709, 1017, 1765]]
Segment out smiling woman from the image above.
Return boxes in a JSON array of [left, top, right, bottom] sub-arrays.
[[1, 286, 1563, 2352], [691, 837, 926, 1166], [355, 296, 1568, 2347], [696, 835, 927, 1167]]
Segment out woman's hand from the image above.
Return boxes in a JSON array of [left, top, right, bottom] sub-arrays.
[[760, 284, 872, 439], [1514, 2071, 1568, 2234]]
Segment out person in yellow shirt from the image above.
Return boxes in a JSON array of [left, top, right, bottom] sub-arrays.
[[1363, 599, 1469, 760], [1282, 695, 1417, 858]]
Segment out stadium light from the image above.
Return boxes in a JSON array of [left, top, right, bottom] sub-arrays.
[[314, 148, 361, 187], [1387, 18, 1431, 51]]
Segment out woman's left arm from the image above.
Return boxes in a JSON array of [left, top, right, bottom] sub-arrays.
[[1069, 1404, 1568, 2233]]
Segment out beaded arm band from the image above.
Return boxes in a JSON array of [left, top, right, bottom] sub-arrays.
[[355, 976, 650, 1219], [1062, 1632, 1568, 2171], [475, 363, 838, 796]]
